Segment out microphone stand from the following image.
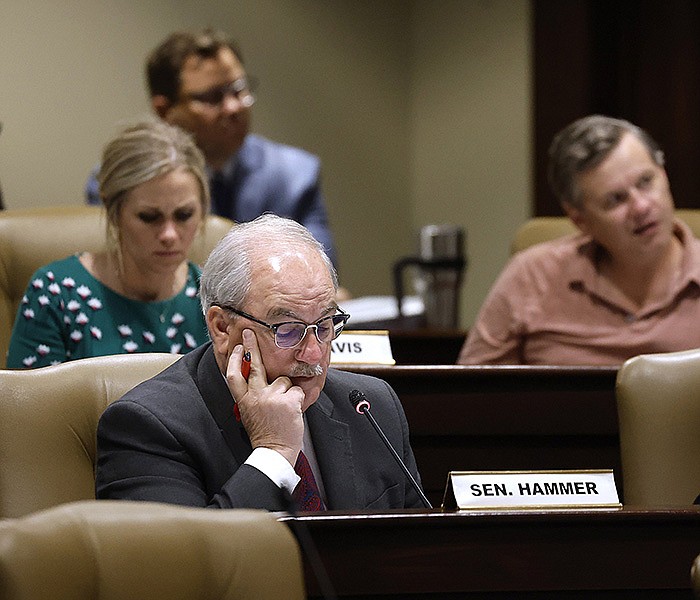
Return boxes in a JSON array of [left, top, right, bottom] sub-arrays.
[[356, 403, 433, 509]]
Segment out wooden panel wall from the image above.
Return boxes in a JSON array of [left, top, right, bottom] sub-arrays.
[[533, 0, 700, 215]]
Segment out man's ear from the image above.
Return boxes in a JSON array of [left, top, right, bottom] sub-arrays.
[[562, 201, 589, 235], [151, 95, 172, 119], [206, 306, 231, 353]]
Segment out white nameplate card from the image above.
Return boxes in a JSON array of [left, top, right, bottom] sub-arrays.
[[442, 469, 621, 510], [330, 330, 395, 365]]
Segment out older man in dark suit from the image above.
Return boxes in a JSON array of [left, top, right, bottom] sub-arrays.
[[96, 214, 424, 511]]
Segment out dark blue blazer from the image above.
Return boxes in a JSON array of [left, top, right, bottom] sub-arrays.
[[95, 343, 425, 511]]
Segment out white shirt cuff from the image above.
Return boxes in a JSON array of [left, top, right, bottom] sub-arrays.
[[245, 447, 300, 494]]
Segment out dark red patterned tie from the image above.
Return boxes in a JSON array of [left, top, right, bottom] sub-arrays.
[[293, 450, 326, 511]]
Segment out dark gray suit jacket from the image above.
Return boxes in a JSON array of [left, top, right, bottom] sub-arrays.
[[95, 343, 425, 511]]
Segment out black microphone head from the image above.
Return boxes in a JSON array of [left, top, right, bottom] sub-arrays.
[[349, 389, 370, 414]]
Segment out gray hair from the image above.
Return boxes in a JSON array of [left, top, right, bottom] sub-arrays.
[[97, 118, 209, 252], [547, 115, 665, 208], [199, 213, 338, 313]]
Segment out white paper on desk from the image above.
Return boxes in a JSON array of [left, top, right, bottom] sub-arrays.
[[340, 295, 424, 324]]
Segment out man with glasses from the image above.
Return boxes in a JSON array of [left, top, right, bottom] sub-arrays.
[[85, 28, 338, 268], [96, 214, 425, 511], [459, 115, 700, 365]]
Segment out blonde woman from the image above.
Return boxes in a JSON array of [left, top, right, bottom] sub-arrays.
[[7, 119, 211, 368]]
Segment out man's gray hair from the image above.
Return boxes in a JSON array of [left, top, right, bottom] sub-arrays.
[[547, 114, 665, 208], [199, 213, 338, 313]]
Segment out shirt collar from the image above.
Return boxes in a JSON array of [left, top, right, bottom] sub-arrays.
[[207, 152, 239, 181], [568, 219, 700, 313]]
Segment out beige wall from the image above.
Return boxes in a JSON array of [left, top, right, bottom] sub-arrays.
[[0, 0, 531, 328], [410, 0, 532, 326]]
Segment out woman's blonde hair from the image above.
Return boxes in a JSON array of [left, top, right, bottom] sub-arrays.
[[96, 118, 209, 254]]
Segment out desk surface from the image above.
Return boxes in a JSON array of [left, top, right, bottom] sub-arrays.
[[282, 506, 700, 599], [335, 365, 620, 506]]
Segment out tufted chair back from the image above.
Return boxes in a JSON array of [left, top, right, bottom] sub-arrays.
[[0, 352, 181, 518], [0, 205, 233, 367], [616, 347, 700, 506], [0, 500, 305, 600], [510, 208, 700, 255]]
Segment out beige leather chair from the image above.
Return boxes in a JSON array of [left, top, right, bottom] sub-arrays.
[[509, 216, 577, 254], [692, 553, 700, 599], [0, 205, 233, 368], [0, 352, 180, 519], [616, 347, 700, 506], [510, 208, 700, 254], [0, 500, 305, 600]]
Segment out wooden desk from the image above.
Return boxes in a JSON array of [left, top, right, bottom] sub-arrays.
[[283, 507, 700, 598], [388, 329, 467, 364], [344, 327, 467, 364], [334, 365, 620, 506]]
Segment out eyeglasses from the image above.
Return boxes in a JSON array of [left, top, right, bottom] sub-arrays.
[[183, 77, 257, 108], [216, 305, 351, 349]]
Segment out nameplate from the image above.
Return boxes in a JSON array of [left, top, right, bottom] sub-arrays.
[[442, 469, 621, 510], [330, 330, 395, 365]]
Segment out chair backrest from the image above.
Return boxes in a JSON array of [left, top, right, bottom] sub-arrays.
[[0, 352, 181, 519], [0, 500, 305, 600], [616, 347, 700, 506], [509, 216, 577, 254], [0, 205, 233, 367], [510, 208, 700, 254]]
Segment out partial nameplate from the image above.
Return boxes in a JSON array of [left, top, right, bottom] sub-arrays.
[[330, 330, 395, 365], [442, 469, 621, 510]]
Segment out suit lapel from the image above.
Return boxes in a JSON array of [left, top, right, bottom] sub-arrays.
[[195, 346, 252, 466], [306, 391, 359, 510]]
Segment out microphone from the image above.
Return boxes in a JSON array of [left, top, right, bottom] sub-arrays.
[[349, 389, 432, 509]]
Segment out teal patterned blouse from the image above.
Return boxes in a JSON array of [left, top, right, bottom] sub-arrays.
[[7, 254, 209, 368]]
